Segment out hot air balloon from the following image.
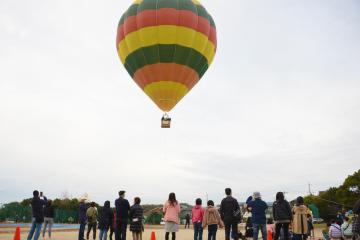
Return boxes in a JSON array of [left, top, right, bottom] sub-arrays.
[[116, 0, 217, 127]]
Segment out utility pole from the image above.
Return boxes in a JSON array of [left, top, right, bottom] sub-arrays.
[[308, 183, 313, 196]]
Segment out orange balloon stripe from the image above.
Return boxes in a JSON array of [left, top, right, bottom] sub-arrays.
[[116, 8, 217, 50], [133, 63, 200, 90]]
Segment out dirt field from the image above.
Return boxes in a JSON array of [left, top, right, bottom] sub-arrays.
[[0, 225, 325, 240]]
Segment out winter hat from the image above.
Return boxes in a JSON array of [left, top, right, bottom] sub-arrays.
[[253, 191, 261, 199]]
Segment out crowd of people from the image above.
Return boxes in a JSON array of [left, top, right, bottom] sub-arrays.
[[25, 188, 360, 240]]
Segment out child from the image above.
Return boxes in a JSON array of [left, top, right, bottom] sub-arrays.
[[307, 214, 314, 239], [202, 200, 224, 240], [130, 197, 144, 240], [192, 198, 205, 240], [266, 218, 275, 239]]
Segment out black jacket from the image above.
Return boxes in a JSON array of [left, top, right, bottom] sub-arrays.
[[273, 200, 292, 222], [220, 196, 240, 224], [44, 203, 55, 218], [354, 199, 360, 214], [31, 196, 47, 223], [79, 202, 88, 223], [115, 198, 130, 220], [98, 203, 113, 230]]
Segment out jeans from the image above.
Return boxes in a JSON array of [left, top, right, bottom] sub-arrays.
[[115, 219, 128, 240], [27, 218, 43, 240], [194, 222, 203, 240], [87, 222, 97, 240], [185, 220, 190, 229], [293, 234, 307, 240], [274, 223, 289, 240], [208, 224, 218, 240], [224, 222, 238, 240], [42, 217, 54, 238], [253, 223, 267, 240], [99, 229, 109, 240], [79, 221, 87, 240]]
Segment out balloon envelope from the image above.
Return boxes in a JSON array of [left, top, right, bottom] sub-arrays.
[[116, 0, 217, 112]]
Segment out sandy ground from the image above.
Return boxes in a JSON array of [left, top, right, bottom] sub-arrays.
[[0, 225, 325, 240]]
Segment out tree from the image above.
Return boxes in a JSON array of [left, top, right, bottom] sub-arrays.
[[304, 169, 360, 219]]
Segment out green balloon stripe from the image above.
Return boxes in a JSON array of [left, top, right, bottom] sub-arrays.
[[124, 44, 209, 78], [119, 0, 216, 28]]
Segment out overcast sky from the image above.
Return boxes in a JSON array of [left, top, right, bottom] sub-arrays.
[[0, 0, 359, 206]]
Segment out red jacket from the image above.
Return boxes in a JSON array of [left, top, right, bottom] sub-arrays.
[[192, 205, 205, 223]]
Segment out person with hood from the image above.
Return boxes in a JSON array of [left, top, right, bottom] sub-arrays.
[[292, 197, 308, 240], [78, 197, 88, 240], [247, 192, 268, 240], [220, 188, 240, 240], [130, 197, 144, 240], [202, 200, 224, 240], [272, 192, 292, 240], [115, 190, 131, 240], [192, 198, 205, 240], [42, 200, 55, 239], [27, 190, 47, 240], [99, 201, 114, 240], [86, 202, 98, 240], [163, 192, 181, 240]]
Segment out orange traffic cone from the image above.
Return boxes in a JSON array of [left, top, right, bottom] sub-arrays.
[[150, 231, 156, 240], [13, 226, 20, 240], [267, 230, 273, 240]]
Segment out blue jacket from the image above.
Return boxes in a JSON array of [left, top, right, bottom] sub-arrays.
[[79, 202, 88, 223], [115, 197, 130, 220], [248, 199, 268, 224]]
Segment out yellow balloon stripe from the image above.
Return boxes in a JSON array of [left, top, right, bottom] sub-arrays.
[[192, 0, 202, 5], [143, 81, 189, 112], [118, 25, 215, 65]]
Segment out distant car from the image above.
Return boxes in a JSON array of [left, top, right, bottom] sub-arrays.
[[313, 218, 324, 224]]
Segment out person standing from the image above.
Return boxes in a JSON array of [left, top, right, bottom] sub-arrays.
[[42, 200, 55, 239], [115, 190, 131, 240], [353, 198, 360, 237], [27, 190, 47, 240], [202, 200, 224, 240], [99, 201, 113, 240], [247, 192, 268, 240], [192, 198, 205, 240], [292, 197, 308, 240], [86, 202, 98, 240], [109, 209, 116, 240], [78, 197, 88, 240], [163, 193, 181, 240], [220, 188, 240, 240], [329, 220, 342, 240], [185, 214, 191, 229], [341, 217, 353, 240], [129, 197, 144, 240], [272, 192, 292, 240]]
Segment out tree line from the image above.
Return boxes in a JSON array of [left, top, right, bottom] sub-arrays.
[[1, 170, 359, 223]]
